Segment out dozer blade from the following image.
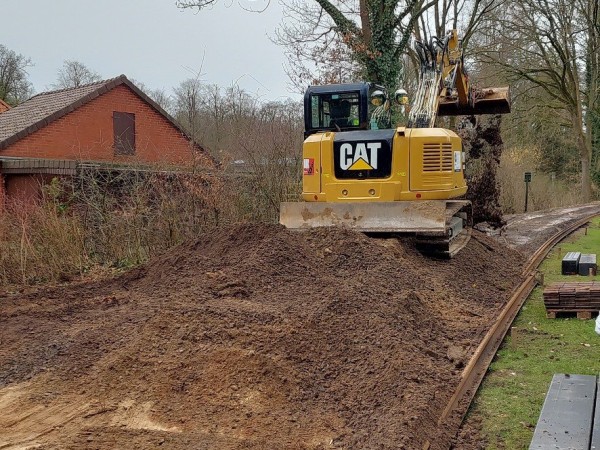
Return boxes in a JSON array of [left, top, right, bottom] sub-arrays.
[[280, 201, 448, 234], [438, 87, 511, 116], [280, 200, 472, 257]]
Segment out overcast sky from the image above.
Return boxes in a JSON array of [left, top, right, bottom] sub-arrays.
[[3, 0, 299, 102]]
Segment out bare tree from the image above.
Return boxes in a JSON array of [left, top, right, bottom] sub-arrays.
[[276, 0, 435, 91], [281, 29, 362, 92], [413, 0, 507, 47], [147, 88, 173, 114], [224, 84, 258, 123], [584, 0, 600, 185], [199, 84, 227, 153], [178, 0, 438, 90], [179, 0, 506, 96], [169, 76, 304, 219], [54, 60, 101, 89], [0, 44, 33, 104], [479, 0, 599, 201], [225, 95, 303, 220], [173, 78, 203, 142]]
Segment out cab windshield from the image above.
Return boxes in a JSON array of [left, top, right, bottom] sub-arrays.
[[310, 92, 361, 130]]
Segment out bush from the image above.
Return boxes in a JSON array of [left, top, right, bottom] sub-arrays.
[[0, 195, 87, 285], [0, 161, 300, 287]]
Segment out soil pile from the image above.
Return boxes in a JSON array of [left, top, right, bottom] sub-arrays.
[[0, 224, 524, 449]]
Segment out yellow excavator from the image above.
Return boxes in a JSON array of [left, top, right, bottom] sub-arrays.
[[280, 30, 510, 257]]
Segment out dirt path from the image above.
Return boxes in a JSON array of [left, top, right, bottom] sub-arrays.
[[482, 202, 600, 254], [1, 223, 526, 449]]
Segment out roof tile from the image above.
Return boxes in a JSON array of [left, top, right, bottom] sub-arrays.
[[0, 77, 122, 148], [0, 75, 210, 162]]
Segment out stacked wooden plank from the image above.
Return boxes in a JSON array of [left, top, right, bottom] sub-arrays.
[[543, 282, 600, 318]]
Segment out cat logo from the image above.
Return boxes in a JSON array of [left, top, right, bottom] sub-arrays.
[[339, 142, 380, 171]]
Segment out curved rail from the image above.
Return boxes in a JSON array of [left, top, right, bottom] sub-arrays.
[[423, 213, 599, 450]]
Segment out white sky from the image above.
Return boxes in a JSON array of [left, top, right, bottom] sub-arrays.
[[3, 0, 300, 102]]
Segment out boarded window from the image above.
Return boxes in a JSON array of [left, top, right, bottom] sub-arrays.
[[113, 112, 135, 155]]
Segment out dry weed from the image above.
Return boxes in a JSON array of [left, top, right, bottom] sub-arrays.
[[0, 159, 300, 287], [498, 147, 580, 213]]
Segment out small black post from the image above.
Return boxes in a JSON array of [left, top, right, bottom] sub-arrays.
[[524, 172, 532, 212]]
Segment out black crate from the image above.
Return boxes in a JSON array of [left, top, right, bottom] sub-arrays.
[[562, 252, 581, 275], [579, 254, 597, 276]]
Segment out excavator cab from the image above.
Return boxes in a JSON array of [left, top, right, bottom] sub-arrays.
[[304, 83, 391, 137]]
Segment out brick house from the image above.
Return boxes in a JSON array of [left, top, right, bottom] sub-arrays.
[[0, 75, 213, 203]]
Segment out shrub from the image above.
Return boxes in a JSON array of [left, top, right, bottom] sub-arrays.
[[0, 161, 300, 287]]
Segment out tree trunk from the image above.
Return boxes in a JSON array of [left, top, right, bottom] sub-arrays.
[[581, 150, 592, 202], [574, 115, 593, 202], [588, 0, 600, 184]]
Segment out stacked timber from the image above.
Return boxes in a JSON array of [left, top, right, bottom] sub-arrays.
[[543, 282, 600, 318]]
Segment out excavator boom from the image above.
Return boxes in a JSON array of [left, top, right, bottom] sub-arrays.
[[410, 29, 510, 126]]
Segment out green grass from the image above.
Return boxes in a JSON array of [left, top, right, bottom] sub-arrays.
[[469, 218, 600, 449]]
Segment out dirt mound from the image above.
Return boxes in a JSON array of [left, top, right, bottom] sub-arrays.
[[0, 224, 524, 449]]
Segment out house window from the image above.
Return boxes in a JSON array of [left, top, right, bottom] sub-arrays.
[[113, 112, 135, 155]]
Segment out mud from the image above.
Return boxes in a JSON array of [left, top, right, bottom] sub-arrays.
[[0, 224, 524, 449], [460, 115, 505, 227]]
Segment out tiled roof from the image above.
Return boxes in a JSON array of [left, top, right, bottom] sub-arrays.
[[0, 99, 11, 112], [0, 78, 117, 147], [0, 75, 205, 154]]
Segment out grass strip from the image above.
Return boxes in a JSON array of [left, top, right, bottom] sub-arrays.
[[469, 218, 600, 449]]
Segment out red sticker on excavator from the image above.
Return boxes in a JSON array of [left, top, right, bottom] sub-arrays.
[[303, 158, 314, 175]]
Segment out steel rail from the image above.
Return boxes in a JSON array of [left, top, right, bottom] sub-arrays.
[[422, 213, 598, 450]]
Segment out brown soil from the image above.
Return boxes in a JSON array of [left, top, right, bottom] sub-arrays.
[[0, 224, 524, 449], [460, 115, 506, 227]]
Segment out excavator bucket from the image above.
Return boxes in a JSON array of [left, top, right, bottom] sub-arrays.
[[280, 200, 472, 258], [438, 87, 511, 116]]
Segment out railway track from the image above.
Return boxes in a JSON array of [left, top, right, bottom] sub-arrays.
[[423, 212, 600, 450]]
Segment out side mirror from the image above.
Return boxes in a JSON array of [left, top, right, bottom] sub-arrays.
[[394, 88, 408, 105], [371, 90, 387, 106]]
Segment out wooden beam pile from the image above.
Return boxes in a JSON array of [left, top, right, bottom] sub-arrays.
[[543, 282, 600, 316]]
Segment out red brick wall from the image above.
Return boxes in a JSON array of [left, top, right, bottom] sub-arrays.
[[4, 174, 48, 202], [1, 85, 212, 168]]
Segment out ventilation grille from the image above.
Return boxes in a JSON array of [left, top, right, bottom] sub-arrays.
[[422, 143, 453, 172]]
